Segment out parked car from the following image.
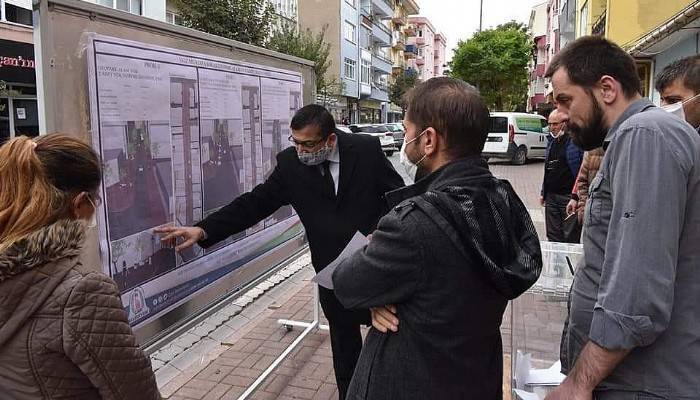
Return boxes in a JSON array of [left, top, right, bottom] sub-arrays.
[[482, 112, 548, 165], [348, 124, 397, 156], [384, 123, 405, 148], [336, 125, 353, 134]]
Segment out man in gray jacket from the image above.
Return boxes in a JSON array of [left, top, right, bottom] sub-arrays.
[[545, 36, 700, 400], [332, 77, 542, 399]]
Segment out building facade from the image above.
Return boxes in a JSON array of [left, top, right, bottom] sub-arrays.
[[0, 0, 167, 144], [0, 0, 35, 143], [299, 0, 400, 124], [527, 2, 548, 113], [387, 0, 419, 122], [404, 16, 447, 83]]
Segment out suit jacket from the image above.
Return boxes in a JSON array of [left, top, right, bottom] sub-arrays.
[[197, 130, 405, 275]]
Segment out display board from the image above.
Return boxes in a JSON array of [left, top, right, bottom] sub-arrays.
[[87, 35, 303, 327]]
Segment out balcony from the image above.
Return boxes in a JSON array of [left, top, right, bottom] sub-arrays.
[[404, 44, 416, 54], [404, 25, 416, 37], [372, 55, 393, 74], [371, 0, 393, 18], [415, 56, 425, 66], [392, 32, 405, 50], [371, 85, 389, 102], [415, 36, 425, 45], [392, 14, 406, 26], [372, 22, 391, 46]]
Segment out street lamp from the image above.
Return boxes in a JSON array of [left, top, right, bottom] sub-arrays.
[[479, 0, 484, 32]]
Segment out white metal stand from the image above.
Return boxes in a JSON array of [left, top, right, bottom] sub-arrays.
[[237, 284, 329, 400]]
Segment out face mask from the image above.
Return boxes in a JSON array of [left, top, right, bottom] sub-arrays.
[[86, 195, 98, 229], [297, 141, 332, 166], [661, 93, 700, 123], [400, 130, 428, 182]]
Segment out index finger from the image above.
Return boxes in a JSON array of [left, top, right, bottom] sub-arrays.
[[154, 226, 176, 234]]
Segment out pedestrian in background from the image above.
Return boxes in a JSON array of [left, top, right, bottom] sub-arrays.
[[0, 134, 161, 400], [566, 147, 605, 225], [545, 36, 700, 400], [655, 54, 700, 131], [333, 77, 542, 400], [540, 109, 584, 243]]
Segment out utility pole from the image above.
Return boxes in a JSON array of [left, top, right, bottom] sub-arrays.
[[479, 0, 484, 32]]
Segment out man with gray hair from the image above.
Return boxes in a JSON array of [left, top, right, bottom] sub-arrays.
[[540, 109, 584, 243]]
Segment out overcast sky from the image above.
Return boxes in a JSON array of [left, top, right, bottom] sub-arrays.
[[418, 0, 547, 62]]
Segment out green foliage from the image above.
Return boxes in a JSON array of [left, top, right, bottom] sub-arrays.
[[389, 68, 419, 114], [267, 23, 335, 95], [173, 0, 275, 47], [450, 20, 531, 111]]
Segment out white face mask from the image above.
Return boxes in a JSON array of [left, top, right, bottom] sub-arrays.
[[86, 195, 98, 229], [661, 93, 700, 124], [399, 129, 427, 182]]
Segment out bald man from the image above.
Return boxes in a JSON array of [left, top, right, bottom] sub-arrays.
[[540, 110, 584, 243]]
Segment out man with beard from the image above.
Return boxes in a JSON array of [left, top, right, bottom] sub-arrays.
[[540, 109, 583, 243], [545, 36, 700, 400]]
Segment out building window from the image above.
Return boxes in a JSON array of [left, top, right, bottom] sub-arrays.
[[344, 58, 357, 80], [418, 29, 423, 37], [361, 59, 371, 85], [166, 11, 183, 25], [1, 0, 33, 25], [95, 0, 142, 15], [578, 1, 588, 37], [344, 21, 356, 43]]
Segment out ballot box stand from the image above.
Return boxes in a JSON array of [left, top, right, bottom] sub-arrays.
[[237, 284, 329, 399], [511, 241, 583, 399]]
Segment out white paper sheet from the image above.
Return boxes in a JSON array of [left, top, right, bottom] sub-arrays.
[[526, 360, 566, 385], [514, 389, 542, 400], [312, 232, 368, 289]]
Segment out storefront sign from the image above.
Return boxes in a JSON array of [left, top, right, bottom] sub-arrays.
[[16, 108, 26, 120], [0, 39, 36, 85]]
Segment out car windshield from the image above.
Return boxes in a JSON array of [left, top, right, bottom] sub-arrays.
[[358, 125, 388, 133], [385, 125, 402, 132]]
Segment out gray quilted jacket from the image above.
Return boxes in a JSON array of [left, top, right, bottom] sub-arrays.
[[0, 220, 161, 400]]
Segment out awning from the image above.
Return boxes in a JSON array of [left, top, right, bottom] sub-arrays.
[[628, 2, 700, 57]]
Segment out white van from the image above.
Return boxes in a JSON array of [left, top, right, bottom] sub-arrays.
[[482, 112, 549, 165]]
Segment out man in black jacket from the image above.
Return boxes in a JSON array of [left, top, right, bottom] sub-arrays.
[[332, 77, 542, 399], [157, 104, 404, 399]]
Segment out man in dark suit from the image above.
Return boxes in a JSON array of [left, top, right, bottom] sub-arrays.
[[156, 104, 404, 399]]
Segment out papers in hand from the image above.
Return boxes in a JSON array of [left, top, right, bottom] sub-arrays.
[[312, 231, 368, 289]]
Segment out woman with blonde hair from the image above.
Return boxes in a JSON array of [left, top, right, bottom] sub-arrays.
[[0, 134, 161, 399]]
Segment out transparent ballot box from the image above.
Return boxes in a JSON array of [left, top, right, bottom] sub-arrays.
[[511, 241, 583, 400]]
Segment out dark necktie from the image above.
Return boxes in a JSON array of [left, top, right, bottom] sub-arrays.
[[321, 160, 335, 198]]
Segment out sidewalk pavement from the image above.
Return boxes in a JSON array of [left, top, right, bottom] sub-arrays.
[[154, 256, 515, 400]]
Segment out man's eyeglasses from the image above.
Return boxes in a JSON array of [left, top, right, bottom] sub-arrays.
[[548, 122, 564, 127], [288, 135, 325, 149]]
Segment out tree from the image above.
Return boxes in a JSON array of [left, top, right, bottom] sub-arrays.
[[389, 68, 419, 115], [267, 23, 341, 103], [173, 0, 275, 47], [450, 20, 531, 111]]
